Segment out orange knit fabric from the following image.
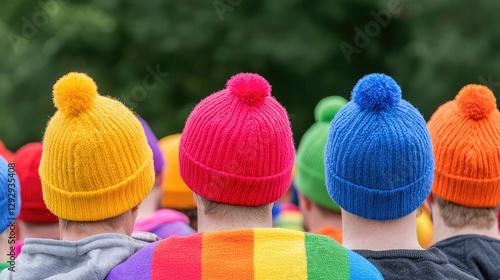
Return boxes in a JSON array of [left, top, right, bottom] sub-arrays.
[[428, 84, 500, 207], [313, 226, 343, 243]]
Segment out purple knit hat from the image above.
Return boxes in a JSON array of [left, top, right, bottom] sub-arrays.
[[138, 117, 165, 176]]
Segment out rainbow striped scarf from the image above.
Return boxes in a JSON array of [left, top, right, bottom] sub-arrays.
[[106, 228, 382, 279]]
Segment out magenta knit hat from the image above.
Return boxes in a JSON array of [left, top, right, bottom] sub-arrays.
[[179, 73, 295, 206]]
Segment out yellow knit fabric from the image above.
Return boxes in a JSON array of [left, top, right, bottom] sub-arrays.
[[39, 72, 155, 221], [159, 134, 196, 209]]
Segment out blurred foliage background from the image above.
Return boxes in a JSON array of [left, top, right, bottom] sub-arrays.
[[1, 0, 499, 151]]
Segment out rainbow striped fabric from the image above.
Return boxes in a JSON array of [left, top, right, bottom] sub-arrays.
[[106, 228, 382, 280]]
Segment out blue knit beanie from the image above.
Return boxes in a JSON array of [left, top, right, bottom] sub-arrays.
[[325, 73, 434, 220], [0, 156, 21, 232]]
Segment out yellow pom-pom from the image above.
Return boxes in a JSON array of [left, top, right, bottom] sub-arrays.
[[53, 72, 98, 115]]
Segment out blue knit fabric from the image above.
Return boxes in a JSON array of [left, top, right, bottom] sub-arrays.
[[0, 156, 21, 232], [325, 73, 434, 220]]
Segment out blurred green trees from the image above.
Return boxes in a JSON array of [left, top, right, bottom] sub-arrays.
[[1, 0, 499, 150]]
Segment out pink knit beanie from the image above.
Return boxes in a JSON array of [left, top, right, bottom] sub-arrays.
[[179, 73, 295, 206]]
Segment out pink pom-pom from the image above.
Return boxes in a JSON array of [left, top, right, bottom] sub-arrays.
[[226, 73, 271, 106]]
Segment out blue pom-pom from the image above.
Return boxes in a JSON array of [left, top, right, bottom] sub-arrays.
[[352, 73, 402, 112]]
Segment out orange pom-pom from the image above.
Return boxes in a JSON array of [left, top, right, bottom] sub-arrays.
[[53, 72, 98, 116], [456, 84, 496, 120]]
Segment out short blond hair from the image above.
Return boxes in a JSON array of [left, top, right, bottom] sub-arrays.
[[60, 211, 128, 232], [199, 197, 270, 222], [436, 196, 500, 229]]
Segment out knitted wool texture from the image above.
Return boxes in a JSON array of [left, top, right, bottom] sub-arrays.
[[179, 73, 295, 206], [39, 72, 155, 221], [14, 142, 58, 223], [160, 134, 196, 209], [295, 96, 347, 211], [428, 84, 500, 207], [325, 73, 434, 220], [0, 156, 20, 232], [107, 228, 384, 279]]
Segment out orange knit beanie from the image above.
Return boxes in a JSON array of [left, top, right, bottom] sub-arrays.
[[428, 84, 500, 207]]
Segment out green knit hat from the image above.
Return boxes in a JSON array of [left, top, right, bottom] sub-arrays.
[[295, 96, 347, 211]]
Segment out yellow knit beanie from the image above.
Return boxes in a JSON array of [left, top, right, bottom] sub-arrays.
[[159, 134, 196, 209], [39, 72, 155, 221]]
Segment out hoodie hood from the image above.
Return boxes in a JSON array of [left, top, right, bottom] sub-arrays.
[[0, 233, 147, 280]]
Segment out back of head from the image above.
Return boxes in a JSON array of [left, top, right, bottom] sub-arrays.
[[295, 96, 347, 212], [0, 156, 20, 233], [159, 134, 196, 210], [325, 73, 434, 221], [14, 142, 58, 223], [179, 73, 295, 207], [39, 72, 155, 222], [428, 84, 500, 208]]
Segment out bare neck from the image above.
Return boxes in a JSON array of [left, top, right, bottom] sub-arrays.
[[197, 211, 273, 233], [18, 221, 60, 240], [342, 210, 422, 251], [59, 211, 135, 241], [307, 206, 342, 232], [60, 224, 130, 241], [0, 231, 9, 262], [432, 208, 500, 244], [137, 187, 161, 219]]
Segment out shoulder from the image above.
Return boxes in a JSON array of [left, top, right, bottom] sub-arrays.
[[345, 250, 384, 279], [432, 235, 469, 249], [433, 234, 500, 258], [312, 226, 343, 243], [106, 233, 201, 280], [303, 233, 383, 279], [0, 266, 14, 280], [106, 241, 158, 280]]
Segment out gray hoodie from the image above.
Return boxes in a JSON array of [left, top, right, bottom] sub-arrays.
[[0, 233, 148, 280]]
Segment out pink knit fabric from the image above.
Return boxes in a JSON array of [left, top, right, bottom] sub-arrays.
[[134, 209, 190, 232], [179, 73, 295, 206]]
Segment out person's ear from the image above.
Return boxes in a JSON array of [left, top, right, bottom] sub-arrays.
[[426, 193, 434, 207], [155, 171, 164, 188], [131, 205, 139, 212]]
